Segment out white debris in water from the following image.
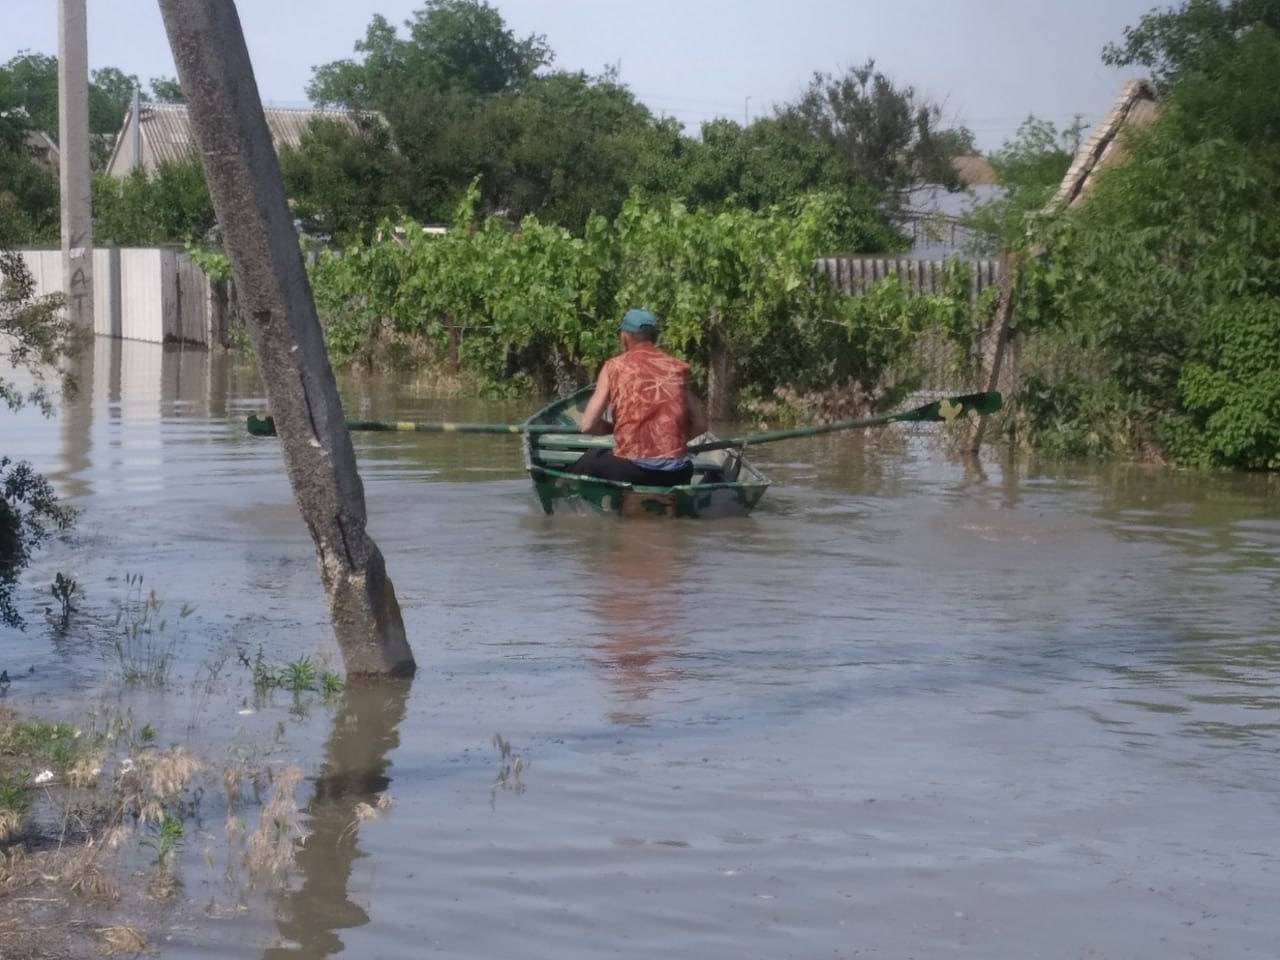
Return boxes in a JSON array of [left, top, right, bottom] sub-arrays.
[[119, 758, 135, 773], [237, 708, 255, 716], [33, 769, 54, 784]]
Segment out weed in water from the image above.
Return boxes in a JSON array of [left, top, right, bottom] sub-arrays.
[[283, 657, 318, 693], [244, 648, 341, 700], [107, 575, 187, 686], [246, 646, 279, 690], [138, 724, 156, 745], [0, 777, 30, 840], [320, 670, 344, 700], [49, 572, 79, 627], [491, 734, 528, 806], [141, 813, 185, 867], [189, 642, 236, 731], [0, 718, 86, 772]]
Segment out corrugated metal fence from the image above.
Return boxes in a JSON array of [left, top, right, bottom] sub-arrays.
[[19, 247, 227, 346], [815, 256, 1002, 300]]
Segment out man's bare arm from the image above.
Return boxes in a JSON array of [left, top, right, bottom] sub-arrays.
[[685, 386, 708, 440], [578, 365, 613, 435]]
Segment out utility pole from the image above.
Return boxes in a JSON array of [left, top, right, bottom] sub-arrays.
[[157, 0, 415, 677], [744, 96, 752, 126], [131, 85, 143, 172], [58, 0, 93, 329]]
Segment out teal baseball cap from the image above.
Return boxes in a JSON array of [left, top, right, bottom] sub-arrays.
[[619, 308, 659, 332]]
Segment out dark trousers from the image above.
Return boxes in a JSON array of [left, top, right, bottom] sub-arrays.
[[571, 448, 694, 485]]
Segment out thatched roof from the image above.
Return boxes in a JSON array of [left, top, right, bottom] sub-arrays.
[[104, 103, 375, 177], [1050, 79, 1159, 210]]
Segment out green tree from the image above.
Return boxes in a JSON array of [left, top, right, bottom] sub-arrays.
[[149, 76, 184, 104], [280, 115, 408, 243], [0, 245, 77, 628], [1103, 0, 1280, 89], [0, 52, 59, 135], [486, 70, 663, 230], [0, 109, 58, 244], [669, 117, 900, 251], [0, 53, 146, 170], [93, 158, 216, 246], [1024, 25, 1280, 468], [778, 60, 975, 210], [88, 66, 141, 131], [965, 116, 1083, 253], [308, 1, 551, 107]]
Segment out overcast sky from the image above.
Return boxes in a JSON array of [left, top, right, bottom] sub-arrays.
[[4, 0, 1155, 149]]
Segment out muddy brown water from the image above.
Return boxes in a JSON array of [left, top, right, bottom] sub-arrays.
[[3, 339, 1279, 958]]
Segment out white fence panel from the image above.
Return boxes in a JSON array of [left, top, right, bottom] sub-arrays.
[[16, 247, 213, 345]]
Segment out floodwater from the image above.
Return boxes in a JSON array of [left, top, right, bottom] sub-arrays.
[[4, 337, 1280, 958]]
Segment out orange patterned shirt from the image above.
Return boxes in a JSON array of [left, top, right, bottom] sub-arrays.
[[604, 343, 691, 461]]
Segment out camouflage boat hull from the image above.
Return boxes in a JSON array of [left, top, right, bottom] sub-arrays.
[[522, 388, 769, 519]]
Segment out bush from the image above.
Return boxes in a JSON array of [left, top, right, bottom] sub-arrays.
[[309, 190, 934, 412], [1018, 24, 1280, 469]]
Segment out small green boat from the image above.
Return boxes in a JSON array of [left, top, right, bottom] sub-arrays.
[[522, 387, 770, 518]]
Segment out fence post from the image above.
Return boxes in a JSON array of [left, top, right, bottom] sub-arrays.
[[964, 249, 1020, 456]]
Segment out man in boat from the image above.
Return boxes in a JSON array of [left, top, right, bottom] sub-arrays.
[[573, 308, 708, 485]]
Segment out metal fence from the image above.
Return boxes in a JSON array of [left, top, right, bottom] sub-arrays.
[[18, 246, 227, 346]]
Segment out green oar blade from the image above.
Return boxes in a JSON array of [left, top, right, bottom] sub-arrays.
[[894, 391, 1003, 423], [246, 414, 277, 437]]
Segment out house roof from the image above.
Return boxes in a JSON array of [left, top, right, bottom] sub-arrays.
[[23, 130, 60, 171], [105, 103, 371, 175], [1050, 79, 1159, 210], [952, 154, 998, 187]]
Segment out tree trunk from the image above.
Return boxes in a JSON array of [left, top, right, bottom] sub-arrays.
[[159, 0, 414, 677], [706, 314, 737, 421]]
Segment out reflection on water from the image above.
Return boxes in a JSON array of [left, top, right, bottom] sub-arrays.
[[5, 337, 1280, 959], [265, 678, 411, 960], [587, 523, 690, 726]]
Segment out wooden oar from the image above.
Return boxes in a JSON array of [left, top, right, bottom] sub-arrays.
[[247, 390, 1001, 448], [245, 414, 581, 438], [687, 391, 1002, 454]]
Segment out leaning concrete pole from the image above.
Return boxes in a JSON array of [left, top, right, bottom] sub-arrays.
[[57, 0, 93, 329], [157, 0, 415, 676]]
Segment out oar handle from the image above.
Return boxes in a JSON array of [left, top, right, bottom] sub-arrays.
[[688, 391, 1002, 454], [246, 414, 580, 438]]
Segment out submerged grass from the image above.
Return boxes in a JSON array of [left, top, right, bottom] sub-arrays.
[[105, 574, 192, 686], [1, 693, 307, 957], [242, 647, 344, 699]]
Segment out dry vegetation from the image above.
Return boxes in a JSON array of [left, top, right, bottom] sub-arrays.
[[0, 703, 306, 958]]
